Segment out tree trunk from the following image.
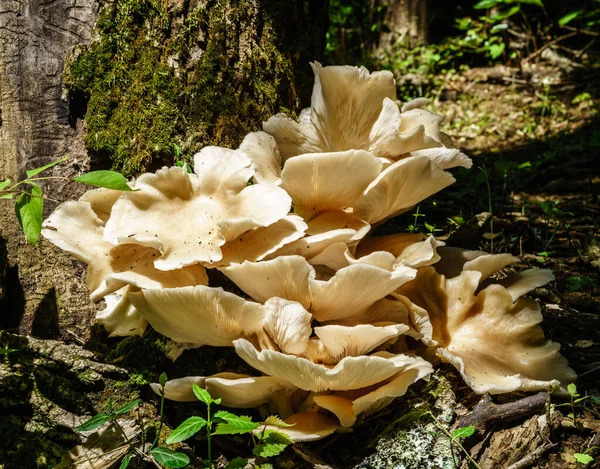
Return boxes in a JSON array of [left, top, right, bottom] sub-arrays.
[[378, 0, 428, 50], [0, 0, 328, 339]]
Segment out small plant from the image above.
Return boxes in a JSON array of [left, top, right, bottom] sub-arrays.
[[565, 275, 597, 293], [555, 383, 589, 430], [0, 157, 134, 245], [574, 450, 596, 465], [428, 412, 479, 469], [75, 372, 190, 468], [167, 385, 293, 469]]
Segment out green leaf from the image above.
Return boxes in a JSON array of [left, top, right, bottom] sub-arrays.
[[263, 415, 294, 427], [516, 0, 543, 6], [574, 453, 594, 464], [253, 431, 292, 458], [474, 0, 501, 9], [114, 399, 141, 415], [213, 411, 260, 435], [166, 416, 208, 444], [173, 144, 181, 158], [15, 183, 43, 245], [0, 179, 11, 191], [489, 43, 505, 59], [149, 447, 190, 468], [451, 426, 476, 439], [159, 372, 168, 388], [224, 457, 248, 469], [26, 156, 68, 178], [193, 384, 213, 405], [490, 23, 509, 33], [0, 348, 19, 355], [119, 453, 131, 469], [75, 413, 112, 432], [0, 193, 14, 199], [491, 5, 520, 21], [559, 9, 583, 26], [73, 170, 134, 191], [567, 383, 578, 397]]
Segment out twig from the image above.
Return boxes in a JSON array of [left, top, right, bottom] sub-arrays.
[[562, 25, 600, 37], [504, 443, 557, 469], [521, 32, 578, 64], [456, 393, 547, 431]]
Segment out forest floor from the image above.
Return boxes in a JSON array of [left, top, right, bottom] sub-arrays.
[[2, 62, 599, 469]]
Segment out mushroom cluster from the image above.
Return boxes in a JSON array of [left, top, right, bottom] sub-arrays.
[[42, 62, 575, 441]]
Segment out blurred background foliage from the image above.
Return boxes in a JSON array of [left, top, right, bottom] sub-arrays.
[[326, 0, 599, 99]]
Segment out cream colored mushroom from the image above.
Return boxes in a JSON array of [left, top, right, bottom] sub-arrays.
[[266, 210, 370, 260], [263, 62, 471, 170], [238, 131, 282, 184], [263, 62, 439, 158], [234, 338, 426, 393], [279, 150, 382, 219], [103, 147, 292, 270], [96, 286, 147, 337], [42, 199, 208, 336], [257, 412, 344, 442], [221, 255, 416, 322], [217, 215, 308, 266], [396, 266, 576, 393], [353, 155, 456, 224], [311, 354, 433, 427], [128, 286, 265, 347], [151, 372, 300, 417], [356, 233, 444, 268]]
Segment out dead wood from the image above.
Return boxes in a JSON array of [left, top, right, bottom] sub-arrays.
[[456, 393, 548, 432]]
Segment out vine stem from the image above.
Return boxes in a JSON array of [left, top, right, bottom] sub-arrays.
[[207, 402, 212, 469]]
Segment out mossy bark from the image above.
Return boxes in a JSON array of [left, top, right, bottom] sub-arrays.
[[65, 0, 329, 176]]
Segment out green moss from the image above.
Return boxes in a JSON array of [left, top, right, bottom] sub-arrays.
[[66, 0, 319, 176]]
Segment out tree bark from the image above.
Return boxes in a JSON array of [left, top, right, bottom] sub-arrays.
[[0, 0, 100, 339], [378, 0, 429, 50], [0, 0, 328, 339]]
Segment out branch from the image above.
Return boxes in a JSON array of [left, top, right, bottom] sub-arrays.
[[456, 393, 547, 432]]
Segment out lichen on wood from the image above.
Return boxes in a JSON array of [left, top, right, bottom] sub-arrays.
[[65, 0, 328, 176]]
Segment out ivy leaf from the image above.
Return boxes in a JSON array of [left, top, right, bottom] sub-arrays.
[[193, 384, 214, 405], [74, 170, 135, 191], [253, 431, 292, 458], [114, 399, 141, 415], [224, 457, 248, 469], [15, 183, 43, 245], [119, 453, 131, 469], [75, 413, 112, 432], [26, 156, 68, 178], [574, 453, 594, 464], [451, 426, 476, 439], [263, 415, 294, 427], [166, 416, 208, 444], [213, 411, 260, 435], [149, 447, 190, 468], [0, 179, 11, 191]]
